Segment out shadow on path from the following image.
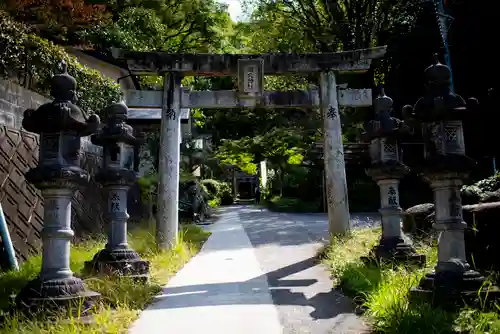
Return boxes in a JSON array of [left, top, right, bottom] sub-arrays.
[[151, 207, 380, 325], [148, 256, 317, 310]]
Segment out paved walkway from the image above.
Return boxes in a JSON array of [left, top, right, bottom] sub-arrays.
[[129, 206, 380, 334]]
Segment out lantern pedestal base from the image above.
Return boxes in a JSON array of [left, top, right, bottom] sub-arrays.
[[85, 248, 150, 282], [410, 269, 500, 307], [15, 276, 100, 316], [361, 237, 426, 266]]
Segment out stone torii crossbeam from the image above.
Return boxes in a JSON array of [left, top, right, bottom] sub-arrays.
[[113, 46, 387, 249]]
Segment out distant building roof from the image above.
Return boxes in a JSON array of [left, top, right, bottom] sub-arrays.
[[69, 48, 142, 90]]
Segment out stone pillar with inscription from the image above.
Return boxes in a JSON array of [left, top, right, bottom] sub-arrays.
[[408, 55, 499, 303], [320, 72, 350, 235], [361, 90, 425, 265], [85, 102, 149, 280], [157, 73, 182, 250], [16, 63, 101, 314]]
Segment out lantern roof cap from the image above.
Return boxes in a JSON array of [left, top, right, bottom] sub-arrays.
[[424, 54, 451, 88], [374, 88, 393, 115], [51, 61, 77, 100]]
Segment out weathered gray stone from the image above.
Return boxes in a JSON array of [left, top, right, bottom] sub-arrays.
[[0, 79, 49, 129], [112, 46, 387, 75], [361, 90, 424, 265], [402, 203, 435, 234], [407, 56, 500, 305], [125, 88, 373, 109], [405, 202, 500, 230], [85, 102, 149, 280], [15, 63, 101, 316]]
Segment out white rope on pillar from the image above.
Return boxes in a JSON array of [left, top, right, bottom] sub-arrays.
[[157, 73, 181, 250], [320, 71, 351, 235]]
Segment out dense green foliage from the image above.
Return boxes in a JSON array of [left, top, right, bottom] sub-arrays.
[[201, 179, 233, 206], [84, 3, 232, 53], [0, 11, 122, 114], [4, 0, 495, 179], [462, 172, 500, 204]]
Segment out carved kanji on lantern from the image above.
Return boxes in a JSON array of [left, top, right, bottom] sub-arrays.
[[110, 192, 120, 212], [387, 186, 398, 206]]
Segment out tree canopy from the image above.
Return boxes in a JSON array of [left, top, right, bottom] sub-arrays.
[[4, 0, 495, 178]]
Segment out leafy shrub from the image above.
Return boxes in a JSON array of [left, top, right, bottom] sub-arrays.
[[470, 173, 500, 193], [201, 179, 220, 200], [267, 196, 320, 213], [461, 173, 500, 204], [137, 173, 158, 201], [201, 179, 233, 206], [0, 11, 122, 115], [218, 182, 234, 205], [208, 198, 220, 208]]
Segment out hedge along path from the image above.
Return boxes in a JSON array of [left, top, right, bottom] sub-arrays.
[[0, 11, 122, 115]]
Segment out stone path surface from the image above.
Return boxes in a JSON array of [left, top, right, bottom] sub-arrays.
[[129, 206, 380, 334]]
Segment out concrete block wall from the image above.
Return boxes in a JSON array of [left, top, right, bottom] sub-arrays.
[[0, 79, 48, 130], [0, 79, 102, 155]]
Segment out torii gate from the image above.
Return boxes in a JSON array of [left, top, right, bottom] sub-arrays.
[[113, 47, 387, 249]]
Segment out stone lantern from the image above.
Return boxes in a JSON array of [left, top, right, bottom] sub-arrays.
[[408, 55, 498, 301], [85, 102, 149, 280], [361, 89, 425, 265], [16, 63, 101, 313]]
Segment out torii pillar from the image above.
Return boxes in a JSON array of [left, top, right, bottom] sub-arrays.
[[157, 73, 182, 249], [320, 72, 350, 235]]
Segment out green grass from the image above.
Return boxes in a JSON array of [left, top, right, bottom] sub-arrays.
[[321, 228, 500, 334], [0, 223, 211, 333]]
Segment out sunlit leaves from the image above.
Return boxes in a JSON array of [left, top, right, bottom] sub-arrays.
[[4, 0, 110, 42], [86, 0, 234, 53], [215, 139, 257, 175], [0, 12, 122, 115], [249, 0, 421, 52]]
